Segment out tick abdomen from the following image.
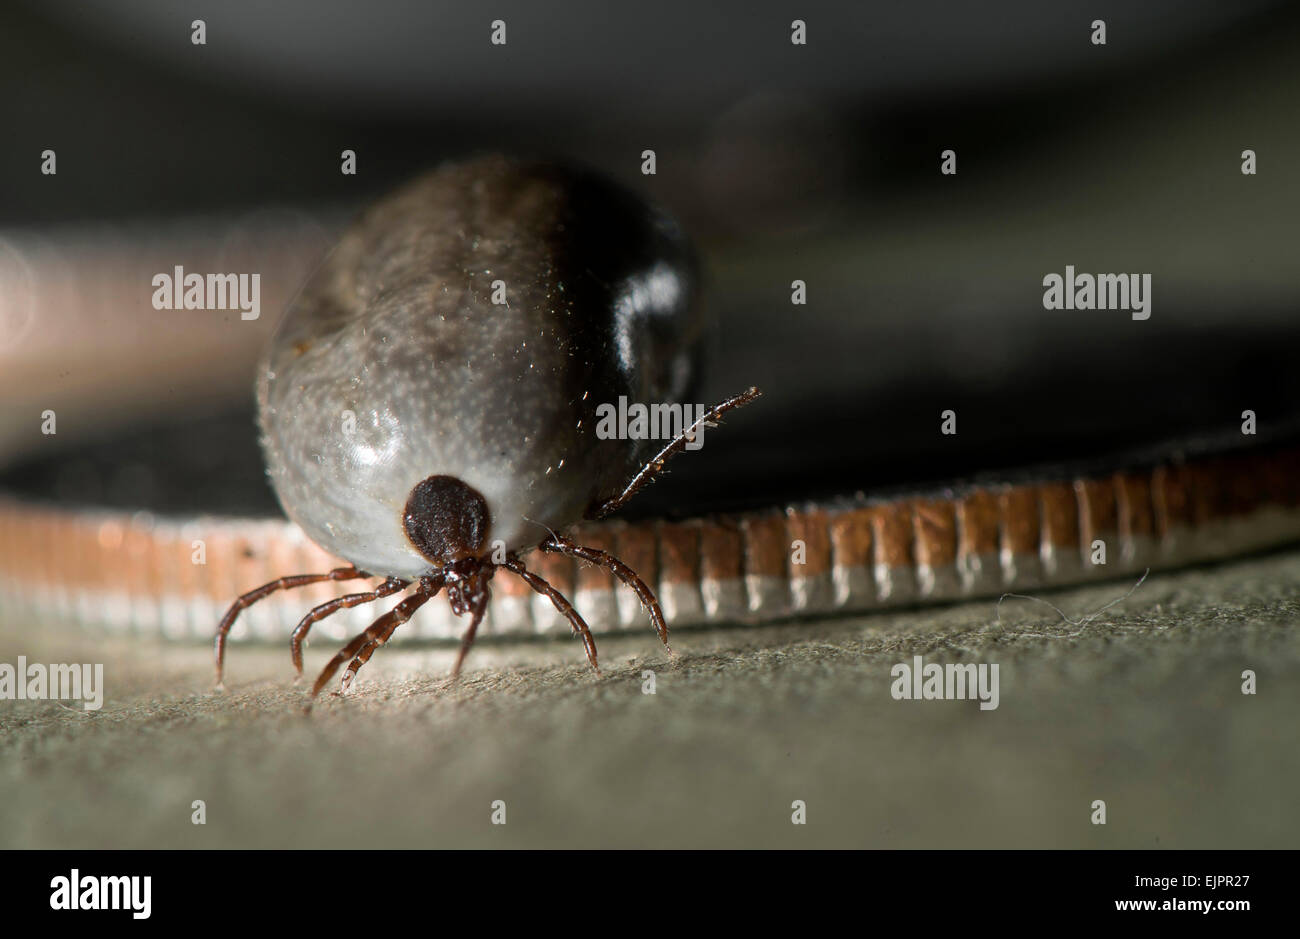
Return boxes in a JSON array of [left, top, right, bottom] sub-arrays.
[[258, 156, 703, 577], [219, 156, 757, 693]]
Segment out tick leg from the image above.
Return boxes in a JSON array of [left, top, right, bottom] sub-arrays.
[[311, 588, 438, 700], [502, 555, 601, 676], [214, 565, 370, 687], [589, 386, 761, 519], [290, 577, 410, 678], [451, 576, 492, 680], [540, 537, 670, 652], [340, 577, 460, 692]]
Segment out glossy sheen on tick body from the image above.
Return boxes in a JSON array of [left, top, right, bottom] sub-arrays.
[[261, 156, 703, 577], [216, 155, 760, 698]]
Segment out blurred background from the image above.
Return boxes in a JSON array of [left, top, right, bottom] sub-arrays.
[[3, 0, 1300, 519], [2, 0, 1300, 853]]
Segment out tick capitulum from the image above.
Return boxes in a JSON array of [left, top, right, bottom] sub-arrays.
[[213, 155, 759, 699]]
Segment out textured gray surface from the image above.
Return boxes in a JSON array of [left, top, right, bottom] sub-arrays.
[[1, 549, 1297, 849]]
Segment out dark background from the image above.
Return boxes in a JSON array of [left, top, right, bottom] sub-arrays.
[[3, 0, 1299, 515]]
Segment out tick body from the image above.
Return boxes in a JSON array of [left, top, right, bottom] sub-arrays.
[[215, 155, 759, 698]]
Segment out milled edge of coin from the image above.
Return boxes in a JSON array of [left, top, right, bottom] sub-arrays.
[[1, 439, 1298, 643]]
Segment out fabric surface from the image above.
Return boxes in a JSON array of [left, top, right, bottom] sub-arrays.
[[1, 549, 1296, 848]]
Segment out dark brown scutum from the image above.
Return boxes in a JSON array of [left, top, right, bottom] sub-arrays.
[[403, 474, 490, 564]]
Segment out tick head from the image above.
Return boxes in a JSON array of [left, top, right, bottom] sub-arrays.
[[403, 475, 491, 566]]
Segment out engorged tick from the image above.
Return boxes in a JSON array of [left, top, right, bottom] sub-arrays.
[[214, 155, 760, 700]]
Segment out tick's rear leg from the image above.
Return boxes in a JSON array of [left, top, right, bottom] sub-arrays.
[[310, 585, 439, 700], [214, 565, 369, 688], [539, 537, 670, 652], [502, 554, 601, 676], [290, 577, 409, 678]]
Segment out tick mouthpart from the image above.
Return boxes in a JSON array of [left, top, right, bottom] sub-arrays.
[[403, 474, 491, 565]]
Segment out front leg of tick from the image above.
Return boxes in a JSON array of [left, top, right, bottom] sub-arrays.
[[448, 570, 493, 680], [539, 536, 672, 654], [589, 386, 762, 520], [500, 554, 602, 677]]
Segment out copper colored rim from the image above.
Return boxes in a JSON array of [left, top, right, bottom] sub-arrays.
[[1, 440, 1299, 645]]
